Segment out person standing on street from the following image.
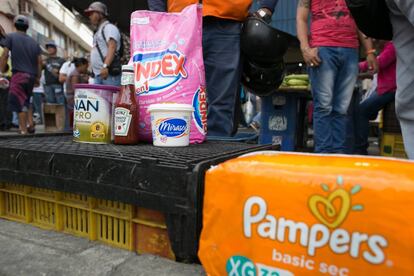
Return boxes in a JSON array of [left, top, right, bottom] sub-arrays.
[[59, 55, 76, 95], [355, 41, 396, 155], [385, 0, 414, 159], [147, 0, 279, 137], [0, 15, 42, 135], [85, 1, 122, 87], [32, 70, 45, 125], [296, 0, 378, 153], [44, 40, 65, 105], [65, 57, 89, 128]]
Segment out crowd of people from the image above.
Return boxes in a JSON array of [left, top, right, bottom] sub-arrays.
[[0, 2, 122, 134], [0, 0, 413, 160], [295, 0, 413, 159]]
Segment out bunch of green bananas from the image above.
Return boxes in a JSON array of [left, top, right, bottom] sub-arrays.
[[280, 74, 309, 90]]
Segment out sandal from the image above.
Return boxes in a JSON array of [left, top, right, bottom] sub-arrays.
[[27, 125, 35, 134]]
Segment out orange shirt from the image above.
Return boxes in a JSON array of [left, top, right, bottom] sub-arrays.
[[168, 0, 252, 22]]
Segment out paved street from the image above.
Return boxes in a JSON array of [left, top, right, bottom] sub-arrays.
[[0, 219, 205, 276]]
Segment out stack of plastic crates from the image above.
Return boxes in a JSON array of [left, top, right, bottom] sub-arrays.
[[381, 101, 407, 158], [0, 183, 174, 260], [0, 135, 276, 261]]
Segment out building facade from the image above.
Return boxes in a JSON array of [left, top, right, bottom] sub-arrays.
[[0, 0, 92, 58]]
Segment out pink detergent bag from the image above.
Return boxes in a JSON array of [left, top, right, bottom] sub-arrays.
[[130, 4, 207, 143]]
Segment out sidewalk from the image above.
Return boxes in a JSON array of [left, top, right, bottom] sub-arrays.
[[0, 219, 205, 276], [0, 125, 46, 136]]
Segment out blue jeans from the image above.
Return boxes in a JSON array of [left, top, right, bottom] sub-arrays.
[[345, 88, 361, 154], [44, 84, 65, 104], [94, 74, 121, 87], [0, 87, 11, 128], [309, 47, 359, 153], [203, 18, 242, 137], [354, 91, 395, 155], [32, 93, 43, 124], [45, 84, 67, 130]]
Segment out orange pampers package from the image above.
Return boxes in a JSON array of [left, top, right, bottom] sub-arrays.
[[199, 152, 414, 276]]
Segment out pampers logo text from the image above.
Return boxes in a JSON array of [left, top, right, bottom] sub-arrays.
[[133, 49, 188, 95], [243, 176, 388, 265]]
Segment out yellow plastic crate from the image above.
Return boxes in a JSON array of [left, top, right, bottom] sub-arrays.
[[30, 187, 55, 200], [61, 192, 88, 207], [95, 214, 133, 250], [95, 199, 132, 216], [0, 183, 25, 193], [1, 192, 26, 222], [133, 208, 175, 260], [31, 198, 56, 229], [62, 205, 89, 238], [381, 132, 407, 159], [85, 198, 134, 250], [0, 183, 175, 259]]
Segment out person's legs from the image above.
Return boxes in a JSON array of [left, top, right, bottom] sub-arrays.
[[32, 93, 41, 114], [101, 75, 121, 87], [203, 18, 242, 137], [44, 85, 56, 104], [53, 84, 65, 105], [94, 74, 121, 86], [22, 76, 35, 132], [17, 106, 34, 134], [27, 107, 34, 132], [399, 120, 414, 158], [355, 91, 395, 155], [354, 91, 376, 155], [345, 88, 361, 154], [8, 72, 33, 133], [0, 87, 9, 129], [18, 110, 27, 134], [94, 75, 104, 85], [12, 112, 18, 127], [331, 47, 358, 153], [50, 84, 68, 130], [32, 93, 43, 124], [308, 47, 338, 153], [386, 0, 414, 159]]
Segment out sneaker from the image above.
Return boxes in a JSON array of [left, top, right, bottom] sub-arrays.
[[27, 125, 35, 134]]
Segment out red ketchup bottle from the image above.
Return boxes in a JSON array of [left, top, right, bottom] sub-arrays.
[[114, 64, 139, 144]]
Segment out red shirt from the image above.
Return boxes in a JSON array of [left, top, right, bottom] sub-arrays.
[[310, 0, 359, 49]]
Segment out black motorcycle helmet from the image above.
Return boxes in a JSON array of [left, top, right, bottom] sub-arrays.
[[241, 16, 288, 96], [242, 58, 286, 97], [241, 16, 289, 64]]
